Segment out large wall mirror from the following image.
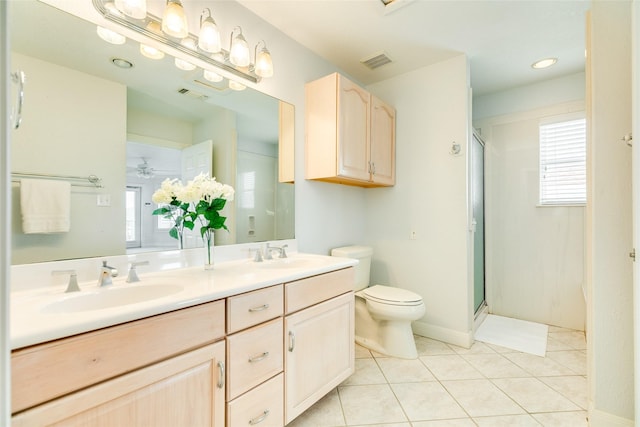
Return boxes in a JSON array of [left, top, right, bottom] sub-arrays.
[[10, 0, 294, 265]]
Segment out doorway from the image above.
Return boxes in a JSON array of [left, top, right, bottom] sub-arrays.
[[472, 132, 486, 314]]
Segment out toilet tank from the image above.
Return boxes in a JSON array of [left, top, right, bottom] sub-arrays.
[[331, 246, 373, 291]]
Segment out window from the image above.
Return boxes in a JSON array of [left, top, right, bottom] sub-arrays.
[[539, 116, 586, 205]]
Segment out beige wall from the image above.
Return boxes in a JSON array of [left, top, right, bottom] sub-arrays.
[[587, 1, 634, 424], [10, 53, 126, 264], [364, 55, 474, 346]]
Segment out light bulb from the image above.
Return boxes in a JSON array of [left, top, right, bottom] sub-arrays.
[[114, 0, 146, 19], [140, 43, 164, 60], [162, 0, 188, 38], [199, 9, 221, 53], [254, 46, 273, 78], [229, 27, 250, 67], [203, 70, 223, 82], [97, 26, 126, 45]]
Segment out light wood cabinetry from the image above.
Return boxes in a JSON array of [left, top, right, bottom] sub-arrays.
[[11, 271, 354, 427], [12, 309, 226, 427], [11, 300, 225, 414], [284, 269, 355, 424], [305, 72, 396, 187]]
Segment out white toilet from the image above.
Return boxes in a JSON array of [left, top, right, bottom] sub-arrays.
[[331, 246, 426, 359]]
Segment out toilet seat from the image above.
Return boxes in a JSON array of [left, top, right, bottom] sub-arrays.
[[362, 285, 423, 306]]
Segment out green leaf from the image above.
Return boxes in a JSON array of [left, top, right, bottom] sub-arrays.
[[183, 220, 195, 230], [152, 207, 170, 216], [211, 198, 226, 210], [169, 227, 179, 240]]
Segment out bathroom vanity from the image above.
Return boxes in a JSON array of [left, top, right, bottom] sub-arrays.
[[10, 253, 355, 427]]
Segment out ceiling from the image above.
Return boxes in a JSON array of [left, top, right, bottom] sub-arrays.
[[237, 0, 591, 96]]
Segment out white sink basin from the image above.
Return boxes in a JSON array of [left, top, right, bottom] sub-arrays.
[[257, 258, 317, 270], [41, 284, 184, 314]]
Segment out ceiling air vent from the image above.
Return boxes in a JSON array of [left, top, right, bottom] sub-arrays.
[[177, 87, 208, 101], [361, 52, 392, 70]]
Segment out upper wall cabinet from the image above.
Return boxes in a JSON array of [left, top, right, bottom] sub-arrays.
[[305, 73, 396, 187]]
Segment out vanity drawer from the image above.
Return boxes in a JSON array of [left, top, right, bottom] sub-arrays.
[[11, 300, 225, 414], [227, 284, 283, 334], [227, 317, 283, 400], [285, 267, 354, 314], [227, 372, 284, 427]]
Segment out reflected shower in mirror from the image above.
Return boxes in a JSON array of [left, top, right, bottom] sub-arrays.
[[10, 0, 294, 264]]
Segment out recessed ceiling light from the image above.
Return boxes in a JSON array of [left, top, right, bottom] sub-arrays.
[[531, 57, 558, 69], [111, 57, 134, 69]]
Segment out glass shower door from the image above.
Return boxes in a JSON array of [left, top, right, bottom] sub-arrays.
[[472, 133, 486, 313]]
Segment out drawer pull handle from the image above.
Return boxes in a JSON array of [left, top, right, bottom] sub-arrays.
[[249, 304, 269, 312], [288, 331, 295, 352], [217, 361, 225, 389], [249, 409, 270, 425], [248, 351, 270, 363]]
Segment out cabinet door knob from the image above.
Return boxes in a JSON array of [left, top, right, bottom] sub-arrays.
[[288, 331, 295, 352], [249, 409, 270, 425], [216, 361, 225, 389]]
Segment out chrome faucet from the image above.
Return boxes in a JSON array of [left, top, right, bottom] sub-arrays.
[[98, 260, 118, 287], [266, 243, 288, 259], [52, 269, 80, 293], [250, 247, 264, 262], [126, 260, 149, 283]]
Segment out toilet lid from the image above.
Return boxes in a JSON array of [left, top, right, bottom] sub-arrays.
[[362, 285, 423, 305]]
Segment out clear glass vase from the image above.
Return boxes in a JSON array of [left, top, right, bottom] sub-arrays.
[[203, 229, 214, 270]]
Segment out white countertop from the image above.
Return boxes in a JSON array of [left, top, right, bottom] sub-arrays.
[[11, 252, 357, 350]]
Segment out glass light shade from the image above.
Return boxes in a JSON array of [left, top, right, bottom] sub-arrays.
[[203, 70, 223, 82], [255, 47, 273, 78], [199, 15, 221, 53], [229, 30, 250, 67], [114, 0, 146, 19], [140, 43, 165, 59], [228, 80, 246, 91], [97, 26, 126, 45], [162, 0, 188, 38]]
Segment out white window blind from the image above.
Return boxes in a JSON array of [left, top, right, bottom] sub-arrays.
[[539, 117, 586, 205]]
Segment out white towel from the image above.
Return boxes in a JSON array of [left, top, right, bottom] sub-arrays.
[[20, 179, 71, 234]]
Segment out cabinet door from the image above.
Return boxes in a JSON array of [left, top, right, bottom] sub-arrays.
[[337, 76, 371, 181], [284, 292, 354, 424], [370, 95, 396, 185], [12, 341, 227, 427]]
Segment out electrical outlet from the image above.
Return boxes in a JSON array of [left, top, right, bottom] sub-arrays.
[[97, 194, 111, 207]]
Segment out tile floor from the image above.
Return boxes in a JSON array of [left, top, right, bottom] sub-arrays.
[[289, 326, 587, 427]]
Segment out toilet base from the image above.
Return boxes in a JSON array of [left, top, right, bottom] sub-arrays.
[[355, 296, 421, 359]]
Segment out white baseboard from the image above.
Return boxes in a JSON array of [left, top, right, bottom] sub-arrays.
[[589, 408, 634, 426], [412, 320, 473, 348]]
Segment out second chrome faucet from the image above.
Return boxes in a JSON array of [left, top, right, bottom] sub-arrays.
[[98, 260, 118, 287]]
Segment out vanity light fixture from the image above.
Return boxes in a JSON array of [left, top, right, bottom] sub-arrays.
[[97, 26, 126, 45], [229, 27, 250, 67], [114, 0, 146, 19], [162, 0, 188, 38], [203, 69, 223, 83], [531, 57, 557, 69], [198, 8, 221, 54], [140, 43, 165, 60], [253, 40, 273, 78], [175, 38, 197, 70], [93, 0, 274, 84]]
